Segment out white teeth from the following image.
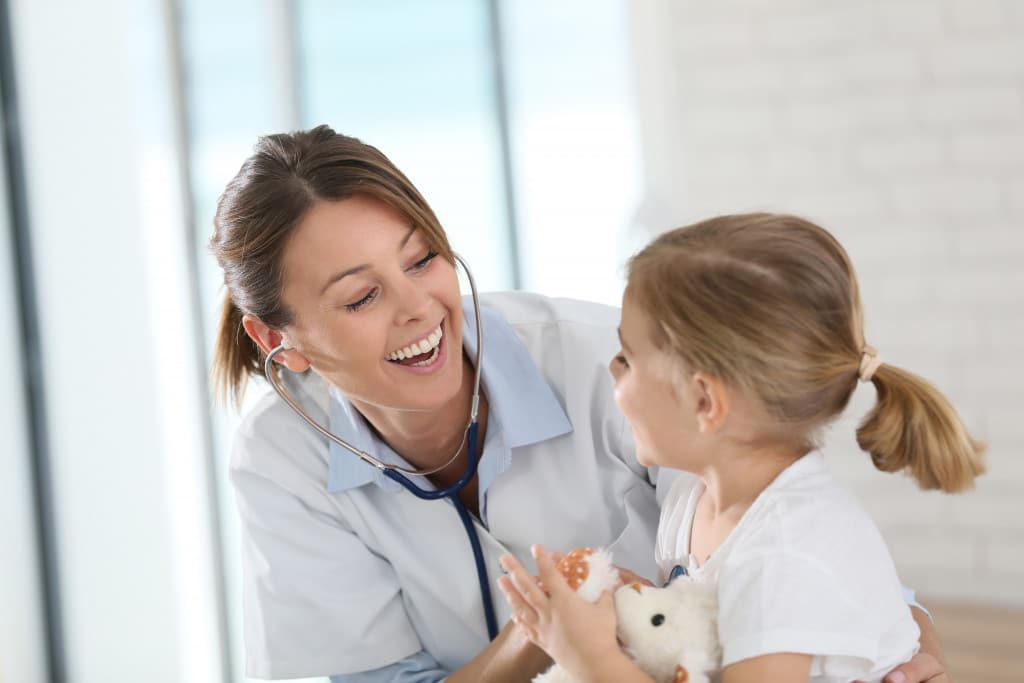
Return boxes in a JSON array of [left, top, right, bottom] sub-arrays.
[[410, 345, 440, 367], [386, 325, 443, 361]]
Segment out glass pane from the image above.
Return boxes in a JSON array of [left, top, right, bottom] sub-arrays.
[[297, 0, 514, 292], [502, 0, 641, 305]]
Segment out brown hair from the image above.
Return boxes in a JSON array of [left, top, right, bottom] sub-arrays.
[[627, 213, 985, 493], [209, 124, 454, 406]]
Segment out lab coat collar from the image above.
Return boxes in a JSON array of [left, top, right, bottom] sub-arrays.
[[326, 298, 573, 494]]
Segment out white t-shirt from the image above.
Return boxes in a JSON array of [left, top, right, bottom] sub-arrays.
[[655, 452, 919, 683], [232, 292, 677, 679]]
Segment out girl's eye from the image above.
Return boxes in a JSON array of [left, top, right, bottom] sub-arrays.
[[409, 250, 438, 271], [344, 287, 378, 311], [614, 353, 629, 369]]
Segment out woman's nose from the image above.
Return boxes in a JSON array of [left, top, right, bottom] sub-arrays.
[[393, 277, 432, 324]]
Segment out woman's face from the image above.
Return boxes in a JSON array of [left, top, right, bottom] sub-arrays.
[[609, 293, 696, 469], [279, 194, 464, 414]]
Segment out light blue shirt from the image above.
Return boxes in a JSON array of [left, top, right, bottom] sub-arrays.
[[329, 299, 573, 682]]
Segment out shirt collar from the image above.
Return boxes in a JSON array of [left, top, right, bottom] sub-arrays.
[[326, 297, 573, 493]]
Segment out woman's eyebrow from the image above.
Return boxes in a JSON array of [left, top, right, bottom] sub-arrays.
[[319, 225, 417, 296]]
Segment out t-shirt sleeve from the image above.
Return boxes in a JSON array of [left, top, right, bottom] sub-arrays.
[[233, 466, 421, 679], [718, 550, 883, 673]]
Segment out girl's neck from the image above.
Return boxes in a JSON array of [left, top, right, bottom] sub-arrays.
[[698, 441, 808, 519], [688, 441, 808, 567]]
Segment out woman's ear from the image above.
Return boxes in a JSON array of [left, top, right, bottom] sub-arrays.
[[690, 372, 730, 434], [241, 314, 311, 373]]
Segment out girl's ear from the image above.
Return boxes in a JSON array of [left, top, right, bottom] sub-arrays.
[[242, 314, 311, 373], [691, 372, 730, 434]]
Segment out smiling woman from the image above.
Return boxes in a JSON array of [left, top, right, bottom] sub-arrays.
[[207, 125, 667, 682], [246, 196, 467, 424]]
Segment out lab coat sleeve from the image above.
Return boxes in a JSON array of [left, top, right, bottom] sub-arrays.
[[329, 650, 449, 683], [233, 466, 422, 679]]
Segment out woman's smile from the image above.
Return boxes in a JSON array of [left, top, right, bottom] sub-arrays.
[[385, 318, 450, 375]]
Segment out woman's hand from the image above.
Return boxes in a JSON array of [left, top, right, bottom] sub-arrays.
[[857, 651, 949, 683], [861, 604, 951, 683], [498, 545, 620, 679]]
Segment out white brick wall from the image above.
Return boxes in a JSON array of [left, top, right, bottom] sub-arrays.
[[633, 0, 1024, 606]]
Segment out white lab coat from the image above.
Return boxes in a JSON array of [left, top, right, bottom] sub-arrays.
[[231, 292, 672, 679]]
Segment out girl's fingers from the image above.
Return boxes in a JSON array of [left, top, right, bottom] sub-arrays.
[[497, 576, 524, 609], [616, 566, 654, 588], [532, 545, 570, 598], [500, 553, 549, 612], [498, 575, 541, 627]]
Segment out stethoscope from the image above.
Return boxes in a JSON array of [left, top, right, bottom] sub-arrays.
[[262, 253, 499, 640]]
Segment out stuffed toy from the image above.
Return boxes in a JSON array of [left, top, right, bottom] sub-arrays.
[[533, 548, 721, 683]]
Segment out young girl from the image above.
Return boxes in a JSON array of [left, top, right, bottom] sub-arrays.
[[498, 213, 985, 683]]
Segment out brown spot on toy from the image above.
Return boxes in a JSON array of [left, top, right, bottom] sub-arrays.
[[556, 547, 594, 590], [673, 664, 689, 682]]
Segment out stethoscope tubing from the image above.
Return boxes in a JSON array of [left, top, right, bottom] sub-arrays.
[[261, 252, 499, 640]]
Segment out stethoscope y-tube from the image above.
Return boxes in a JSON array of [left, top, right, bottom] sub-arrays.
[[262, 253, 498, 639]]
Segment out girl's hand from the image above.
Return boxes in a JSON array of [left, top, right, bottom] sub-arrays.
[[498, 545, 620, 678], [615, 565, 654, 589]]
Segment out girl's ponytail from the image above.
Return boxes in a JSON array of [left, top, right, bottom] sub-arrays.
[[856, 361, 986, 493]]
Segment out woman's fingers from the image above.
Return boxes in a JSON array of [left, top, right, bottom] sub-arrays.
[[881, 652, 948, 683]]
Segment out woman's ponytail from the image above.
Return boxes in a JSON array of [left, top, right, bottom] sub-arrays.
[[211, 292, 263, 407], [856, 363, 986, 493]]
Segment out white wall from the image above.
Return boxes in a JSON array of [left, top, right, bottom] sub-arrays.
[[633, 0, 1024, 604]]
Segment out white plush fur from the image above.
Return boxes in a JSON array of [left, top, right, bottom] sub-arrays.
[[573, 548, 619, 603], [533, 550, 721, 683], [614, 578, 721, 683]]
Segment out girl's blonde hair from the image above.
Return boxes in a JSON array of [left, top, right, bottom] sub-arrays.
[[209, 125, 454, 407], [627, 213, 985, 493]]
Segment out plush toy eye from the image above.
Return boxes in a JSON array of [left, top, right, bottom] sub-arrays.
[[651, 613, 665, 626]]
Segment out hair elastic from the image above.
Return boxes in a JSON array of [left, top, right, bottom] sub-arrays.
[[859, 345, 883, 383]]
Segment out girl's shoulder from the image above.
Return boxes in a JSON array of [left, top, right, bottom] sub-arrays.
[[726, 453, 896, 584]]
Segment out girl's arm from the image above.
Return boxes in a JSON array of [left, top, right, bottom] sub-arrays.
[[498, 546, 656, 683], [722, 653, 812, 683]]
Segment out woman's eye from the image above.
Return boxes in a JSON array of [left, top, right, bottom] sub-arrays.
[[614, 353, 629, 369], [344, 287, 378, 311], [409, 250, 438, 271]]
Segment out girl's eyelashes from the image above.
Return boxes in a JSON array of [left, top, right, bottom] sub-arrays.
[[344, 287, 379, 311], [409, 250, 438, 271]]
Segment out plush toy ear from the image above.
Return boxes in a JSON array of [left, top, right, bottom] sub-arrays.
[[555, 547, 618, 602], [672, 664, 689, 682]]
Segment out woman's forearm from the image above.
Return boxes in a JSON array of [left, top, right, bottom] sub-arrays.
[[444, 620, 552, 683]]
